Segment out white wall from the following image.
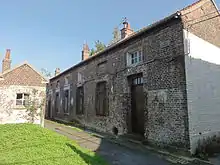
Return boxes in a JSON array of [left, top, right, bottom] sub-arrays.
[[0, 85, 45, 126], [184, 30, 220, 154]]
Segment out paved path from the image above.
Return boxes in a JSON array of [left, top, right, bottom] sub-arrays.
[[45, 120, 179, 165]]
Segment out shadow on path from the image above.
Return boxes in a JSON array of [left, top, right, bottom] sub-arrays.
[[66, 143, 107, 165]]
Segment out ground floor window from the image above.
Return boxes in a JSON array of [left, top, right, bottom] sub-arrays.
[[16, 93, 29, 106], [55, 92, 60, 113], [76, 86, 84, 115], [64, 90, 69, 114], [95, 81, 108, 116]]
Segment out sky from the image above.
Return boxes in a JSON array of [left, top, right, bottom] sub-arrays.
[[0, 0, 219, 74]]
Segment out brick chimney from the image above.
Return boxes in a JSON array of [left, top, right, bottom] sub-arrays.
[[120, 19, 134, 39], [82, 44, 89, 61], [2, 49, 12, 73], [55, 68, 60, 76]]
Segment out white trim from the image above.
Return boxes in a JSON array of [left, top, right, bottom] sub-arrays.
[[64, 84, 70, 90]]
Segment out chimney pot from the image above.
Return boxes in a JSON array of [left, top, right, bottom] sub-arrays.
[[82, 43, 89, 61], [120, 19, 134, 39], [2, 49, 12, 73], [55, 68, 60, 76]]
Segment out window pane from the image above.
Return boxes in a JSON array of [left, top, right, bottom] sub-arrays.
[[131, 58, 134, 64], [24, 94, 29, 99], [16, 94, 22, 99], [140, 77, 143, 84], [134, 57, 138, 63], [134, 52, 137, 58], [16, 99, 22, 105], [23, 100, 29, 106]]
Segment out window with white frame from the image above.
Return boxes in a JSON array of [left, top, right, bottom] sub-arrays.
[[77, 73, 83, 83], [64, 76, 69, 85], [16, 93, 30, 106], [56, 80, 60, 88], [127, 50, 143, 66]]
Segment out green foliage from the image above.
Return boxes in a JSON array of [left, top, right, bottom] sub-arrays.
[[90, 48, 96, 56], [25, 89, 41, 124], [41, 68, 52, 79], [195, 135, 220, 160], [95, 40, 106, 52], [0, 124, 108, 165], [111, 27, 120, 44], [90, 40, 106, 56]]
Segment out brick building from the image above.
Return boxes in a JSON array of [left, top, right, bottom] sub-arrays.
[[0, 49, 47, 124], [46, 0, 220, 154]]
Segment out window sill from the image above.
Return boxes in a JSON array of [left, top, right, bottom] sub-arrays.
[[95, 115, 108, 118], [76, 114, 84, 117], [14, 106, 27, 110], [127, 62, 143, 68], [64, 113, 69, 116]]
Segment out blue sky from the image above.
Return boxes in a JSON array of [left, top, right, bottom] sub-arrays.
[[0, 0, 219, 74]]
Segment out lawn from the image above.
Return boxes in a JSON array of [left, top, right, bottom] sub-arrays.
[[0, 124, 108, 165]]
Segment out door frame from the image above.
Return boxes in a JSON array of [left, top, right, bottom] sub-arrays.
[[127, 73, 145, 136]]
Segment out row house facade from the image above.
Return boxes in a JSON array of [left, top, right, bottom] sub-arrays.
[[46, 0, 220, 154]]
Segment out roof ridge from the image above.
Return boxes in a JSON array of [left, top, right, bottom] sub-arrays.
[[0, 61, 48, 82]]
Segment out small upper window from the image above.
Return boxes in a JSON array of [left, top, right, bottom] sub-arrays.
[[97, 61, 107, 75], [78, 73, 82, 83], [64, 76, 69, 85], [56, 80, 60, 88], [127, 50, 143, 66], [16, 93, 30, 106]]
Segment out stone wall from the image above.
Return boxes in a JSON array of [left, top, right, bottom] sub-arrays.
[[0, 85, 45, 125], [48, 17, 190, 149]]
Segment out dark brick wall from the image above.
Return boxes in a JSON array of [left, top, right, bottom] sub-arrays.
[[48, 17, 190, 149], [0, 64, 46, 87]]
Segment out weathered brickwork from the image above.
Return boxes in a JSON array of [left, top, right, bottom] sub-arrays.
[[181, 0, 220, 47], [48, 17, 190, 149]]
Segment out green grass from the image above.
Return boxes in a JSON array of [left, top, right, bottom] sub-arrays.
[[0, 124, 108, 165]]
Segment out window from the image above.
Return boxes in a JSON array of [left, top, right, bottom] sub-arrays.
[[55, 92, 60, 113], [76, 86, 84, 115], [97, 61, 107, 75], [64, 76, 69, 85], [64, 90, 69, 114], [77, 73, 83, 83], [132, 76, 143, 85], [96, 82, 108, 116], [16, 93, 29, 106], [127, 50, 143, 66], [56, 80, 60, 88]]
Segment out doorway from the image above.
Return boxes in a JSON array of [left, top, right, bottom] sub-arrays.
[[130, 75, 145, 136], [47, 99, 51, 118]]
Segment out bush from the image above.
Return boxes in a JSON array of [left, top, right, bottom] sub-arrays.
[[195, 135, 220, 159]]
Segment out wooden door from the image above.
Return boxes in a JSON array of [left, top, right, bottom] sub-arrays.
[[131, 76, 145, 135]]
